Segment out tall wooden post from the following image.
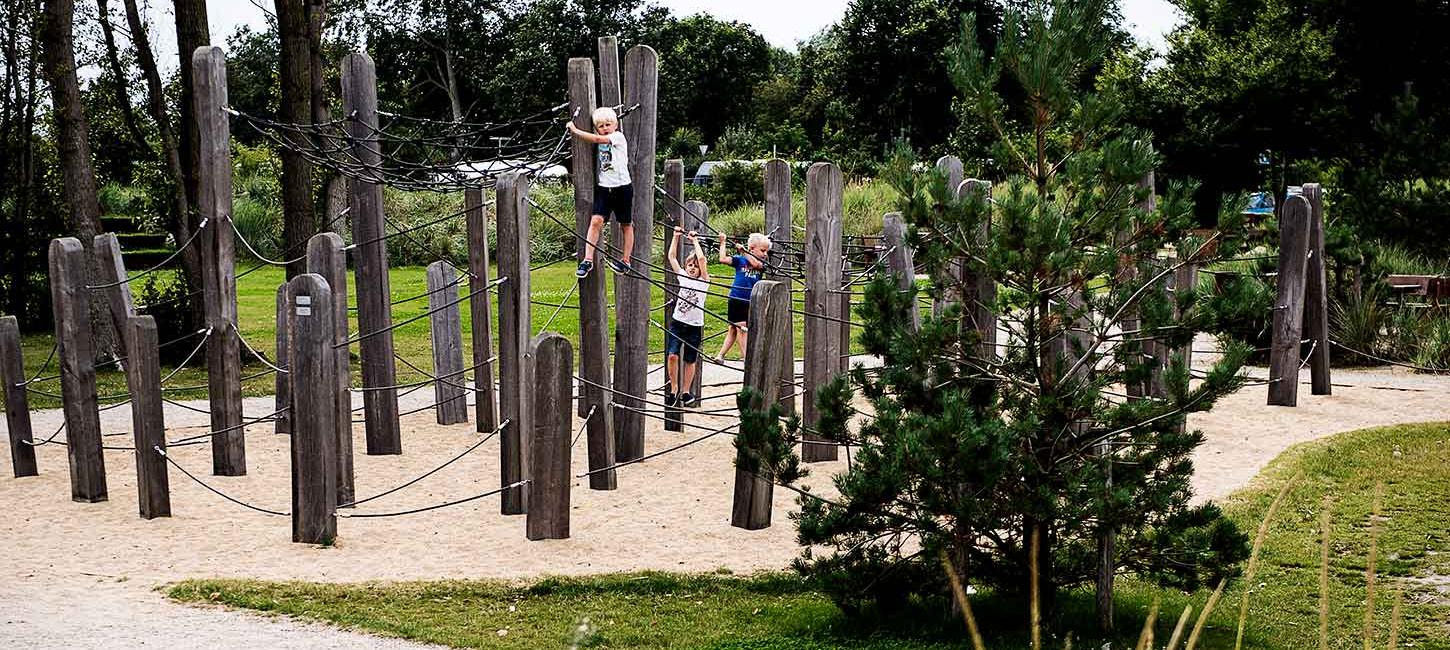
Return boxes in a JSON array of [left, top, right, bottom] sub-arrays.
[[881, 213, 919, 331], [1124, 172, 1154, 399], [123, 316, 170, 519], [526, 332, 572, 541], [496, 172, 533, 513], [194, 46, 245, 475], [0, 316, 38, 477], [465, 188, 498, 434], [933, 156, 966, 320], [614, 44, 658, 463], [426, 261, 468, 425], [1268, 195, 1312, 407], [732, 280, 788, 530], [49, 238, 107, 501], [960, 180, 996, 360], [567, 57, 616, 490], [92, 233, 136, 351], [307, 232, 354, 505], [274, 284, 290, 434], [288, 273, 338, 544], [763, 159, 797, 417], [802, 163, 843, 463], [662, 159, 686, 432], [342, 52, 400, 455], [1302, 183, 1331, 395]]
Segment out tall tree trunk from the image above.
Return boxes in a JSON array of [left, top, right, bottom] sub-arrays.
[[276, 0, 315, 278], [121, 0, 202, 330], [306, 0, 340, 232], [41, 0, 117, 358], [93, 0, 146, 155]]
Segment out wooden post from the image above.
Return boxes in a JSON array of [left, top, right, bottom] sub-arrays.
[[307, 232, 354, 505], [1269, 195, 1312, 407], [662, 159, 686, 433], [287, 273, 338, 544], [567, 57, 616, 490], [1145, 259, 1172, 399], [614, 44, 658, 463], [496, 172, 533, 512], [881, 213, 919, 331], [194, 46, 245, 475], [465, 188, 498, 434], [92, 233, 136, 351], [960, 180, 996, 360], [731, 280, 788, 530], [341, 52, 400, 455], [426, 261, 468, 425], [526, 332, 571, 541], [49, 238, 107, 501], [274, 284, 290, 434], [0, 316, 38, 478], [1124, 172, 1154, 399], [933, 156, 966, 320], [802, 162, 842, 463], [1302, 183, 1331, 395], [763, 159, 797, 417], [123, 316, 170, 519]]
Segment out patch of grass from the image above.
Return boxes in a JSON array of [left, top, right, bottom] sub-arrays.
[[167, 423, 1450, 649]]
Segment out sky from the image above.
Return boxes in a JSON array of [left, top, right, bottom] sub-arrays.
[[141, 0, 1183, 72]]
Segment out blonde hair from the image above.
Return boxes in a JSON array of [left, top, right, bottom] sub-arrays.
[[591, 106, 619, 126], [747, 232, 772, 250]]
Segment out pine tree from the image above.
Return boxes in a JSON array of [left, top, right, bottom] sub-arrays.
[[740, 0, 1255, 626]]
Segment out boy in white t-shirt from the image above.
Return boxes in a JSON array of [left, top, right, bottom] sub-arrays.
[[665, 226, 709, 407], [567, 106, 634, 278]]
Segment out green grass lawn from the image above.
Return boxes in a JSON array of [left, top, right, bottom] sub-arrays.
[[168, 422, 1450, 649], [8, 257, 830, 411]]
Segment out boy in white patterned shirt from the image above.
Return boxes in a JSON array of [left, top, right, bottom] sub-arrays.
[[567, 106, 634, 277]]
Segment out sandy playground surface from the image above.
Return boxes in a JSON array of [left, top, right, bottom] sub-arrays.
[[2, 348, 1448, 648]]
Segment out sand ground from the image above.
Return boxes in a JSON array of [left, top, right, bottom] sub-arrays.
[[2, 353, 1447, 648]]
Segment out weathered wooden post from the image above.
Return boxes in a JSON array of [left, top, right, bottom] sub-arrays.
[[614, 43, 658, 463], [567, 57, 616, 490], [465, 188, 498, 434], [933, 156, 966, 320], [1124, 172, 1155, 399], [732, 280, 788, 530], [307, 232, 354, 504], [526, 332, 572, 541], [426, 261, 468, 425], [123, 316, 170, 519], [49, 238, 107, 501], [288, 273, 338, 544], [342, 51, 400, 455], [1269, 195, 1312, 406], [881, 213, 919, 331], [960, 180, 996, 360], [0, 316, 38, 477], [1302, 183, 1331, 395], [802, 162, 843, 462], [662, 159, 686, 433], [763, 159, 797, 417], [496, 172, 533, 513], [274, 284, 290, 434], [92, 233, 137, 351], [194, 46, 245, 475]]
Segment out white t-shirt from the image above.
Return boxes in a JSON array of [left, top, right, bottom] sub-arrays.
[[672, 274, 708, 327], [596, 131, 631, 187]]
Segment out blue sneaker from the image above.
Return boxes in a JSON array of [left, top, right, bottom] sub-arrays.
[[608, 258, 631, 274], [575, 260, 594, 278]]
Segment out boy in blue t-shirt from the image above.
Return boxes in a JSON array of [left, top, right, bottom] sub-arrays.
[[713, 231, 771, 362]]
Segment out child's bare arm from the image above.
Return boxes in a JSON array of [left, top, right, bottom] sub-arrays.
[[690, 233, 708, 279], [716, 232, 732, 265], [667, 227, 684, 275], [566, 122, 611, 144]]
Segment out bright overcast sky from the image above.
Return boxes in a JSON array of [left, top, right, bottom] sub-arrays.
[[144, 0, 1181, 71]]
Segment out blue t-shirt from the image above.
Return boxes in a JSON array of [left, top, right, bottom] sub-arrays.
[[728, 255, 763, 301]]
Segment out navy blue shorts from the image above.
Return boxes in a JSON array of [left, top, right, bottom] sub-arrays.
[[727, 297, 750, 325], [592, 184, 633, 224], [666, 319, 703, 363]]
